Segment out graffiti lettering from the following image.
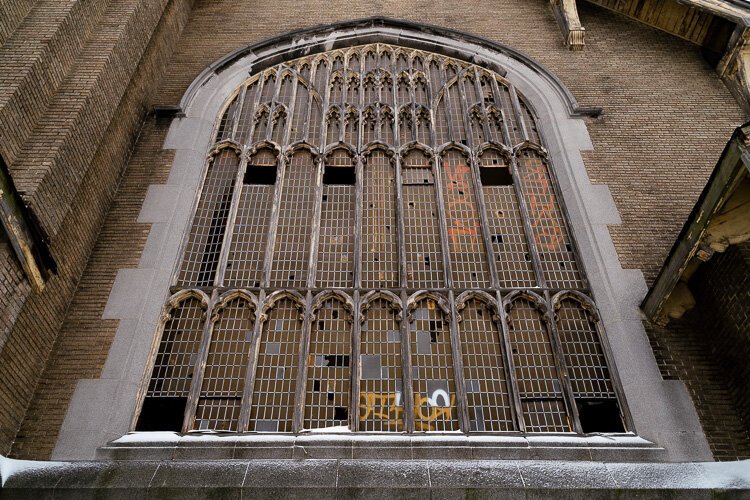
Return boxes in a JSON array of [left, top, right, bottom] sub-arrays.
[[359, 390, 456, 431], [523, 158, 564, 251], [444, 162, 480, 247], [359, 392, 403, 425]]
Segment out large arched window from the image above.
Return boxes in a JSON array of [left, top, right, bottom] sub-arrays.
[[137, 44, 627, 435]]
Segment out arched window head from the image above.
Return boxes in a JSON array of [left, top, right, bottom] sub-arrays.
[[141, 42, 626, 436]]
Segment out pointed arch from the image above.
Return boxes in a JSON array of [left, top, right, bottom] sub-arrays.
[[305, 290, 354, 429]]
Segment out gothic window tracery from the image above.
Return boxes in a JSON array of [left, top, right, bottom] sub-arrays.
[[138, 44, 626, 435]]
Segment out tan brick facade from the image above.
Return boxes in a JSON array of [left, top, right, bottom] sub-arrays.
[[1, 0, 748, 459]]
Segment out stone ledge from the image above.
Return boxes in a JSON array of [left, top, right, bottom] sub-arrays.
[[94, 432, 668, 462], [2, 455, 749, 498]]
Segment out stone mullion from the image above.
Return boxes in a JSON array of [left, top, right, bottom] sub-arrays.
[[509, 153, 548, 289], [266, 66, 284, 143], [469, 150, 501, 290], [306, 155, 324, 289], [433, 153, 455, 290], [213, 150, 247, 287], [497, 290, 526, 432], [388, 59, 400, 151], [350, 290, 362, 431], [543, 289, 583, 433], [508, 85, 529, 145], [457, 72, 475, 149], [407, 59, 417, 144], [282, 73, 299, 146], [354, 153, 363, 290], [293, 291, 314, 433], [245, 74, 267, 146], [260, 153, 287, 289], [400, 291, 415, 433], [238, 289, 266, 431], [230, 85, 247, 143], [489, 78, 513, 148], [448, 290, 471, 432], [301, 61, 317, 142], [182, 289, 220, 432], [425, 61, 438, 149], [472, 68, 494, 145], [439, 62, 454, 144], [395, 155, 408, 289]]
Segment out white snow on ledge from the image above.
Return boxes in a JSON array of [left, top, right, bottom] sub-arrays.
[[105, 430, 653, 447]]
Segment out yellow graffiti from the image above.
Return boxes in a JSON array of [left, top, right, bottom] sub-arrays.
[[359, 392, 456, 431], [414, 394, 455, 431]]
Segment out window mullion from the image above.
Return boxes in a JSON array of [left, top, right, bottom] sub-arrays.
[[509, 153, 548, 289], [307, 156, 324, 289], [260, 153, 286, 289], [351, 291, 362, 431], [508, 85, 530, 145], [302, 64, 316, 141], [245, 76, 267, 145], [439, 63, 454, 142], [283, 75, 299, 146], [354, 155, 363, 289], [213, 151, 247, 287], [433, 154, 455, 290], [395, 155, 408, 288], [448, 290, 470, 432], [473, 68, 494, 144], [182, 289, 220, 432], [469, 151, 501, 289], [293, 291, 314, 432], [238, 289, 266, 431], [543, 290, 583, 433], [457, 74, 475, 148], [230, 85, 247, 142], [400, 291, 415, 432], [489, 78, 513, 147], [267, 67, 284, 143], [496, 290, 526, 432]]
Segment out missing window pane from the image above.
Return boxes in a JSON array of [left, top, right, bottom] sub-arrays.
[[577, 399, 625, 433], [244, 165, 277, 185], [323, 165, 355, 185], [480, 166, 513, 186], [136, 397, 187, 432]]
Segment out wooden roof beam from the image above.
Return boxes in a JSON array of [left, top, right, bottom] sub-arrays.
[[550, 0, 586, 50]]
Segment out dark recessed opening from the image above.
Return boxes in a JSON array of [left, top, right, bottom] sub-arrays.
[[244, 165, 277, 185], [324, 165, 355, 185], [480, 166, 512, 186], [334, 407, 349, 420], [324, 354, 350, 367], [577, 399, 625, 433], [136, 396, 186, 432]]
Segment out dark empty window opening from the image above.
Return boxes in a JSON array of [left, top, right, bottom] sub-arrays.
[[324, 165, 356, 185], [244, 164, 277, 185], [480, 166, 513, 186], [576, 399, 625, 433], [136, 397, 187, 432]]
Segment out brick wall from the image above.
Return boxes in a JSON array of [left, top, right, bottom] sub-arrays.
[[3, 0, 748, 458], [0, 0, 36, 48], [648, 241, 750, 460], [0, 0, 194, 455], [697, 242, 750, 436]]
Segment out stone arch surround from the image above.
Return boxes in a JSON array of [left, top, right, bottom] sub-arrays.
[[52, 17, 710, 462]]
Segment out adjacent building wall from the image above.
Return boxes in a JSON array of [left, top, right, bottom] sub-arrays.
[[649, 241, 750, 460], [0, 0, 195, 455]]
